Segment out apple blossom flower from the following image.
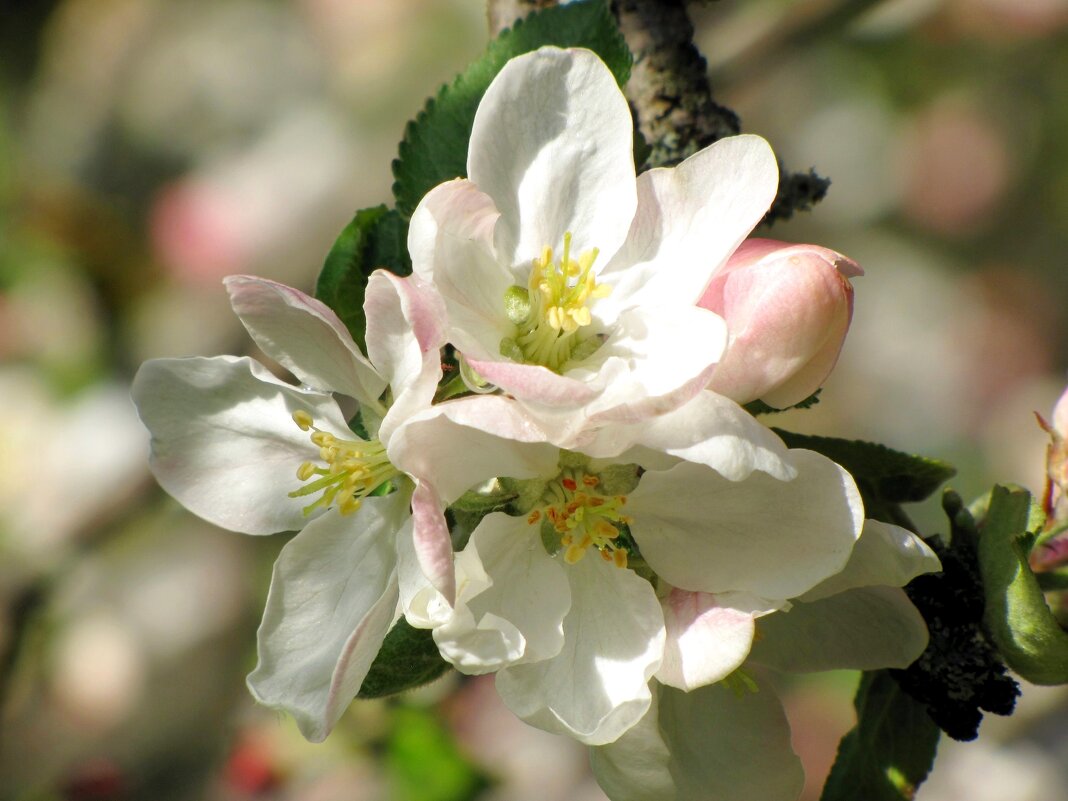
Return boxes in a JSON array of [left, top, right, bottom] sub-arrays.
[[409, 46, 778, 432], [131, 270, 445, 741], [699, 238, 863, 409], [590, 519, 940, 801], [388, 391, 867, 747]]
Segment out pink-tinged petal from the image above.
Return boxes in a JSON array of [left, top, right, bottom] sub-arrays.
[[407, 179, 511, 362], [801, 519, 941, 602], [246, 492, 408, 742], [364, 271, 446, 444], [628, 450, 863, 600], [464, 357, 599, 408], [656, 589, 782, 691], [582, 391, 794, 481], [433, 513, 569, 673], [468, 47, 636, 269], [131, 356, 353, 534], [409, 480, 456, 605], [701, 240, 861, 408], [224, 275, 385, 407], [598, 135, 779, 316], [495, 555, 665, 746], [580, 305, 727, 424], [748, 586, 929, 673], [388, 396, 559, 504], [590, 680, 804, 801]]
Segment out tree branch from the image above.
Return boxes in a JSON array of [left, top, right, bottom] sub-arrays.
[[611, 0, 739, 168]]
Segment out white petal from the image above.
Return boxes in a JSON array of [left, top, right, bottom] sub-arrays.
[[802, 519, 942, 602], [132, 356, 353, 534], [590, 680, 804, 801], [599, 135, 779, 315], [468, 47, 637, 268], [580, 391, 795, 481], [434, 512, 570, 673], [495, 556, 665, 745], [388, 396, 559, 503], [576, 305, 727, 424], [656, 589, 782, 691], [224, 275, 385, 407], [748, 586, 929, 673], [246, 492, 407, 742], [364, 271, 445, 444], [407, 179, 512, 362], [628, 450, 863, 599]]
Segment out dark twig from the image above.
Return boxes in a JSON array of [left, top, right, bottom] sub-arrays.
[[612, 0, 739, 169]]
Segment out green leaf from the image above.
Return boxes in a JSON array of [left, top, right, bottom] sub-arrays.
[[744, 389, 822, 416], [357, 620, 450, 699], [820, 671, 940, 801], [387, 705, 491, 801], [392, 0, 632, 216], [979, 485, 1068, 685], [772, 429, 956, 504], [315, 205, 411, 348]]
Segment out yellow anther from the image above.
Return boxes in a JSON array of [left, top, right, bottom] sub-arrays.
[[564, 543, 587, 564], [289, 412, 399, 517], [505, 231, 610, 372], [536, 469, 632, 569]]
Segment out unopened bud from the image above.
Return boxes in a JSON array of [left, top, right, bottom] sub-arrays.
[[699, 238, 862, 408]]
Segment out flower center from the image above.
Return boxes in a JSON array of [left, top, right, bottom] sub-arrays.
[[500, 231, 611, 373], [288, 410, 399, 516], [528, 470, 632, 568]]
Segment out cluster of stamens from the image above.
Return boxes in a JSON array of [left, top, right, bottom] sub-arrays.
[[505, 231, 611, 372], [289, 410, 398, 516], [528, 471, 632, 568]]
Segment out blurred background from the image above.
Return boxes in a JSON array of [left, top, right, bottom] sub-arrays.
[[1, 0, 1067, 799]]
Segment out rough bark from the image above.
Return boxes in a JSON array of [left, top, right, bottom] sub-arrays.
[[612, 0, 739, 168]]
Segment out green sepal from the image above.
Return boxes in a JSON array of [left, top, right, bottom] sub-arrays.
[[356, 619, 450, 699], [498, 476, 549, 515], [392, 0, 632, 217], [820, 671, 940, 801], [315, 205, 411, 349], [541, 515, 563, 556], [979, 485, 1068, 685], [451, 484, 519, 515], [569, 332, 607, 364], [498, 337, 525, 363], [595, 462, 641, 495], [772, 429, 956, 505]]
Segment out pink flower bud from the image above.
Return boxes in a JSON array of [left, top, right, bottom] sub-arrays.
[[699, 238, 862, 409]]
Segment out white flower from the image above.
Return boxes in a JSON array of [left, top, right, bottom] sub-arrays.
[[408, 46, 778, 435], [590, 520, 940, 801], [388, 391, 866, 746], [131, 270, 446, 741]]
